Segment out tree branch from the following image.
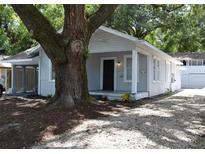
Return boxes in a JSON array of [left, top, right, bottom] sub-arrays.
[[87, 4, 118, 35], [152, 4, 184, 13], [63, 5, 86, 39], [11, 4, 67, 64]]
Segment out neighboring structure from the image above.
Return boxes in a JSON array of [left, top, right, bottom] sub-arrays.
[[172, 52, 205, 89], [4, 26, 181, 100], [0, 54, 12, 93]]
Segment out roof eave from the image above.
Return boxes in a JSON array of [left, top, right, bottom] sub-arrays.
[[137, 40, 182, 65]]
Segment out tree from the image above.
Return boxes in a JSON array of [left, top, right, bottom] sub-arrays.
[[107, 4, 185, 39], [0, 4, 65, 55], [12, 4, 118, 108], [0, 5, 35, 55], [108, 4, 205, 53], [146, 5, 205, 53]]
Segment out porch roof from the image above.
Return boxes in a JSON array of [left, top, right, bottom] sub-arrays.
[[2, 45, 40, 63], [170, 52, 205, 60], [0, 55, 11, 68]]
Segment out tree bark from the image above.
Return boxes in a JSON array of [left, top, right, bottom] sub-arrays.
[[50, 46, 89, 108], [12, 4, 118, 108]]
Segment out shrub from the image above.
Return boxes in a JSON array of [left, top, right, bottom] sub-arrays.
[[121, 93, 131, 102]]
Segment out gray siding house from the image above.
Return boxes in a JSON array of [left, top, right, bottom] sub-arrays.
[[4, 26, 181, 100]]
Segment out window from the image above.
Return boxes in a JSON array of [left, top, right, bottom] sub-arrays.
[[182, 59, 204, 66], [124, 56, 132, 82], [188, 60, 192, 66], [50, 61, 55, 81], [182, 60, 187, 66], [165, 62, 166, 81], [191, 60, 197, 66], [203, 60, 205, 65], [153, 59, 160, 81], [198, 60, 203, 66]]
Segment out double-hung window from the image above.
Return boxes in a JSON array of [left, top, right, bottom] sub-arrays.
[[50, 61, 55, 81], [153, 59, 160, 81], [124, 55, 132, 82]]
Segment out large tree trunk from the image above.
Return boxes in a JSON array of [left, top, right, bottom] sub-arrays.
[[12, 4, 118, 108], [50, 41, 90, 108]]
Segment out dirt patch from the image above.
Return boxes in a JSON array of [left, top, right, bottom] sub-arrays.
[[0, 96, 146, 148], [33, 92, 205, 149]]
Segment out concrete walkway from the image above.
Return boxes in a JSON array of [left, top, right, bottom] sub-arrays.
[[34, 90, 205, 149]]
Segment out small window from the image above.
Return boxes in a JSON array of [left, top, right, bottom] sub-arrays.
[[50, 62, 55, 81], [153, 59, 160, 81], [203, 60, 205, 65], [188, 60, 192, 66], [51, 64, 55, 80], [124, 56, 132, 82], [191, 60, 197, 66], [198, 60, 203, 66]]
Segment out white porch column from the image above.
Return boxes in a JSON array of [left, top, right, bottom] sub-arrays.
[[131, 49, 138, 94]]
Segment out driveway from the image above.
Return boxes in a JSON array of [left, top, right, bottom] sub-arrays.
[[34, 90, 205, 149]]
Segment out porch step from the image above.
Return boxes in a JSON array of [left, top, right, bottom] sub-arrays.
[[89, 91, 134, 100], [90, 91, 149, 101]]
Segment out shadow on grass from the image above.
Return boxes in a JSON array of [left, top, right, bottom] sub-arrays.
[[35, 94, 205, 149], [0, 96, 147, 149]]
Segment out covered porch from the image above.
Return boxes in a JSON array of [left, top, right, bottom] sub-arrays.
[[86, 50, 149, 100], [12, 65, 38, 95], [2, 46, 40, 96]]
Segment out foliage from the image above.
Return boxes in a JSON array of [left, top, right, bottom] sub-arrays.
[[108, 4, 205, 53], [2, 4, 205, 54], [0, 4, 100, 55], [121, 93, 131, 102], [0, 5, 35, 55], [145, 5, 205, 52], [35, 4, 64, 30], [107, 5, 186, 39]]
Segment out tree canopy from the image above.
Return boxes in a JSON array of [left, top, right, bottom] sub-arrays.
[[1, 4, 205, 55]]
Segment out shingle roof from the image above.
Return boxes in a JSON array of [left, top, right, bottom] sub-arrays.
[[4, 45, 40, 61], [170, 52, 205, 60], [0, 55, 11, 68]]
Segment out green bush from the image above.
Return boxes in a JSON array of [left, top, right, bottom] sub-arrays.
[[121, 93, 130, 102]]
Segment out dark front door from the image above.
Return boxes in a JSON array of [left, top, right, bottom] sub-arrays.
[[103, 59, 114, 91]]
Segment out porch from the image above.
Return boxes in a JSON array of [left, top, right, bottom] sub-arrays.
[[89, 90, 149, 100], [12, 65, 38, 95], [87, 50, 149, 100]]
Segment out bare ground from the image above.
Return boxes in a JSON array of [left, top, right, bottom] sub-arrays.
[[0, 90, 205, 149]]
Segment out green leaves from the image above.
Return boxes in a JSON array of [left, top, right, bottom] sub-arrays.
[[0, 5, 35, 55], [108, 4, 205, 53], [2, 4, 205, 55]]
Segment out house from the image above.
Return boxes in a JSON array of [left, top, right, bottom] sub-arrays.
[[0, 54, 12, 93], [171, 52, 205, 89], [3, 26, 181, 100]]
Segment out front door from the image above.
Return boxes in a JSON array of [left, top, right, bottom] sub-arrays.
[[103, 59, 114, 91]]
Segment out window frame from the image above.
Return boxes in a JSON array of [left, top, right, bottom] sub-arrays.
[[124, 55, 132, 83], [153, 58, 160, 82], [49, 60, 55, 82]]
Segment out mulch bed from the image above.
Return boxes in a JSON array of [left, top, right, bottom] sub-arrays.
[[0, 96, 148, 149]]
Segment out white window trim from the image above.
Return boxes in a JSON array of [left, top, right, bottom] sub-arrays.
[[124, 55, 132, 83], [49, 60, 55, 82], [153, 58, 160, 82], [165, 61, 167, 82], [100, 57, 117, 90]]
